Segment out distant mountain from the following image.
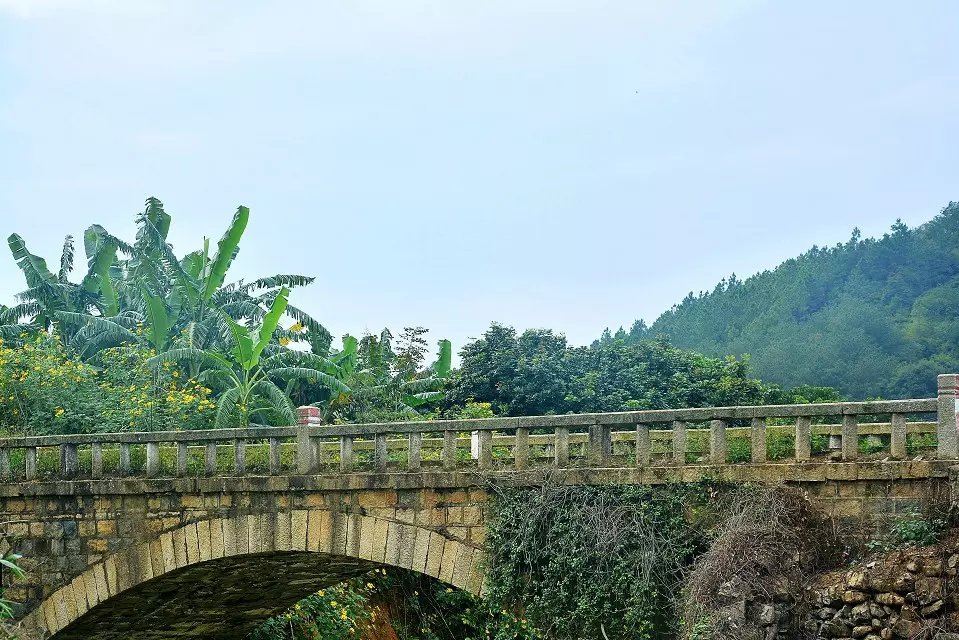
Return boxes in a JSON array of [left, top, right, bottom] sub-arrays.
[[603, 202, 959, 399]]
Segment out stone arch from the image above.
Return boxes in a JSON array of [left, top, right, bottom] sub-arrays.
[[20, 510, 485, 639]]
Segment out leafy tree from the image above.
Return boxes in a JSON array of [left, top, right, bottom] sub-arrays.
[[6, 198, 330, 364], [446, 324, 785, 417], [628, 203, 959, 399], [331, 334, 453, 423], [149, 287, 348, 428]]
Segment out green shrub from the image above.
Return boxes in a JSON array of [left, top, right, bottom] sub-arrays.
[[867, 508, 947, 552], [0, 334, 214, 435]]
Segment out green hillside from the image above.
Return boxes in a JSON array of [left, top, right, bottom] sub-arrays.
[[614, 202, 959, 399]]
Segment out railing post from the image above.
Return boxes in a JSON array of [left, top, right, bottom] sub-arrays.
[[750, 417, 767, 463], [408, 433, 422, 471], [0, 448, 9, 481], [205, 442, 217, 475], [60, 443, 78, 479], [25, 447, 36, 480], [296, 406, 321, 474], [269, 437, 282, 475], [233, 439, 246, 475], [514, 428, 530, 471], [477, 430, 492, 470], [635, 424, 651, 467], [937, 374, 959, 458], [709, 420, 728, 464], [91, 442, 103, 479], [890, 413, 907, 459], [554, 427, 569, 467], [176, 442, 189, 477], [119, 443, 132, 476], [442, 431, 457, 470], [795, 416, 811, 462], [146, 442, 160, 477], [588, 423, 611, 466], [841, 414, 859, 460], [340, 436, 354, 472], [672, 420, 687, 464], [374, 433, 388, 473]]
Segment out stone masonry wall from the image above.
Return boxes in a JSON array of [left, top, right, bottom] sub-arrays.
[[0, 460, 953, 638], [807, 535, 959, 639], [1, 476, 488, 639]]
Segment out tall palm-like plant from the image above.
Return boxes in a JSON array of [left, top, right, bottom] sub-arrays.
[[2, 228, 123, 342], [47, 198, 329, 361], [332, 337, 452, 421], [148, 287, 349, 428]]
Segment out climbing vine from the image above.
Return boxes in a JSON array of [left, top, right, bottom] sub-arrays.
[[481, 480, 708, 640]]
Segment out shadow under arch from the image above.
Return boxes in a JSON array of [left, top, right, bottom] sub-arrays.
[[21, 511, 485, 640]]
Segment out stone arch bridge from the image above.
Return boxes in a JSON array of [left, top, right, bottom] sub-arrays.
[[3, 374, 959, 639]]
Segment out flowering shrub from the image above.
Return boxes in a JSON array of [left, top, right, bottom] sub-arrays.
[[249, 580, 372, 640], [0, 334, 214, 434]]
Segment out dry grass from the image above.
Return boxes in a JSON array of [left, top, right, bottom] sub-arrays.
[[681, 486, 842, 640]]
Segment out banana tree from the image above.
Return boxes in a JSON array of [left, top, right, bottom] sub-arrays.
[[2, 228, 121, 341], [43, 198, 329, 362], [334, 338, 453, 421], [148, 287, 349, 428]]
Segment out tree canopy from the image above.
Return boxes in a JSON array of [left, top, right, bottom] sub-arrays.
[[601, 202, 959, 399]]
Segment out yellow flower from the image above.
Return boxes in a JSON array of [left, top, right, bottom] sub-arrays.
[[54, 407, 65, 417], [289, 322, 304, 333], [279, 337, 291, 346]]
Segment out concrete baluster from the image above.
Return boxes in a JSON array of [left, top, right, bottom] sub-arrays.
[[176, 442, 189, 477], [588, 423, 611, 466], [60, 443, 78, 479], [937, 374, 959, 458], [751, 417, 767, 463], [340, 436, 354, 472], [204, 442, 217, 475], [890, 413, 907, 459], [554, 427, 570, 467], [514, 428, 530, 470], [672, 420, 687, 464], [233, 439, 246, 475], [635, 424, 651, 467], [442, 431, 457, 470], [795, 416, 812, 462], [146, 442, 160, 477], [408, 433, 422, 471], [709, 420, 728, 464], [25, 447, 36, 480], [90, 442, 103, 479], [841, 414, 859, 460], [477, 430, 493, 470], [374, 433, 388, 473], [268, 437, 282, 475], [119, 443, 132, 476]]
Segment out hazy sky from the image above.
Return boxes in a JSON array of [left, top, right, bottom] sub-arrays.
[[1, 1, 957, 355]]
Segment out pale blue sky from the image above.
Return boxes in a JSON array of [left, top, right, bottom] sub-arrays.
[[1, 1, 957, 354]]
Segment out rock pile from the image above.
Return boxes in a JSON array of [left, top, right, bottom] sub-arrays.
[[807, 537, 959, 639]]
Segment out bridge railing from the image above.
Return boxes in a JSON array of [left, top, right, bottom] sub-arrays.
[[0, 375, 955, 480]]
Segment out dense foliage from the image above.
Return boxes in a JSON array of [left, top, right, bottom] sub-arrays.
[[482, 483, 703, 640], [607, 203, 959, 399], [249, 580, 373, 640], [0, 199, 452, 432], [444, 323, 837, 417], [0, 334, 214, 434]]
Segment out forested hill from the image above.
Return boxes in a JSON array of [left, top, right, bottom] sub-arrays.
[[608, 202, 959, 400]]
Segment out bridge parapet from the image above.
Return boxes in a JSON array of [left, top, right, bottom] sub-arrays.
[[0, 387, 952, 482], [2, 374, 959, 639]]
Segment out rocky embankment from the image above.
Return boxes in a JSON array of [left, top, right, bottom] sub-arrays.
[[807, 536, 959, 639]]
